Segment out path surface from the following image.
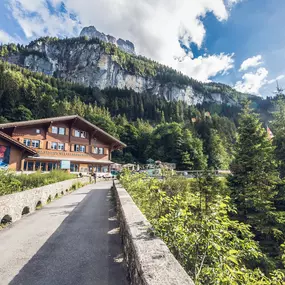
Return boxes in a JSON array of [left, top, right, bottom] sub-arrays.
[[0, 182, 129, 285]]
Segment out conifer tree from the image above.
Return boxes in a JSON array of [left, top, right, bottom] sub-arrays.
[[272, 88, 285, 178], [228, 103, 279, 234]]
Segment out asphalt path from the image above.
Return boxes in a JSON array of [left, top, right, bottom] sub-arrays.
[[0, 181, 128, 285]]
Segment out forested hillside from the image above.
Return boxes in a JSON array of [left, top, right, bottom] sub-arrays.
[[0, 37, 256, 106], [0, 59, 275, 168], [121, 98, 285, 283]]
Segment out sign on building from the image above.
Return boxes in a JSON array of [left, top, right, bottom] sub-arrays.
[[60, 160, 71, 170], [0, 145, 10, 168]]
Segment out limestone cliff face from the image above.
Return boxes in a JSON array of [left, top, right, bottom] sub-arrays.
[[7, 39, 237, 106], [80, 26, 136, 55]]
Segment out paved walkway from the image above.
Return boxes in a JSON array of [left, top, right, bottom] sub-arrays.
[[0, 182, 129, 285]]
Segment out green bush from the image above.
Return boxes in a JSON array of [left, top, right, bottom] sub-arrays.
[[120, 172, 285, 285], [0, 170, 76, 196]]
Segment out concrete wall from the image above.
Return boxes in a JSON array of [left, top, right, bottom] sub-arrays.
[[0, 177, 90, 224], [113, 181, 195, 285]]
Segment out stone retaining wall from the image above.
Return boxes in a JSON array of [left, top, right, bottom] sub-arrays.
[[113, 181, 195, 285], [0, 177, 90, 224]]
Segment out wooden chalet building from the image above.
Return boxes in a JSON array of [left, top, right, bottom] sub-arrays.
[[0, 115, 126, 173]]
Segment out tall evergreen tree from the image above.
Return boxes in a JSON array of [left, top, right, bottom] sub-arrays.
[[272, 89, 285, 178], [228, 103, 279, 235]]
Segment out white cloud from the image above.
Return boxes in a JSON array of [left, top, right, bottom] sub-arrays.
[[175, 53, 234, 82], [239, 55, 263, 71], [234, 67, 269, 95], [7, 0, 241, 82], [267, 75, 285, 85], [0, 30, 16, 44], [8, 0, 81, 39], [227, 0, 243, 5]]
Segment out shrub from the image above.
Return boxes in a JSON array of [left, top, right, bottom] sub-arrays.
[[0, 170, 76, 196], [120, 172, 285, 285]]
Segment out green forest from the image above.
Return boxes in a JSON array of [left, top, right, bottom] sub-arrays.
[[0, 59, 275, 170], [120, 98, 285, 284]]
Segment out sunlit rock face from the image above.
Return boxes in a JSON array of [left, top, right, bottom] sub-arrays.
[[6, 36, 237, 106], [80, 26, 136, 55]]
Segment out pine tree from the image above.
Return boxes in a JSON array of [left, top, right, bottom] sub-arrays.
[[272, 89, 285, 178], [207, 129, 230, 170], [228, 103, 279, 234]]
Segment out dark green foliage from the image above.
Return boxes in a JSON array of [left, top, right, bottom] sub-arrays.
[[229, 103, 279, 228], [0, 60, 236, 166], [121, 172, 285, 284], [272, 91, 285, 178], [228, 103, 284, 270]]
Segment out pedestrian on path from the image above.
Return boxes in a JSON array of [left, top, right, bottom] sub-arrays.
[[93, 171, 97, 184]]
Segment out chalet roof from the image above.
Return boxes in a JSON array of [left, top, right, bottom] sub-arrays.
[[0, 131, 37, 155], [0, 115, 126, 148]]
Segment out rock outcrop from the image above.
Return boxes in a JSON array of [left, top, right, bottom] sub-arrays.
[[4, 37, 242, 106], [80, 26, 136, 55]]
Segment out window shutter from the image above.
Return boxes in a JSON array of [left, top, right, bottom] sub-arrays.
[[92, 146, 95, 153], [105, 148, 109, 155], [18, 137, 24, 143], [85, 145, 89, 153], [72, 129, 75, 136], [48, 126, 52, 133], [47, 141, 51, 149], [65, 143, 69, 151], [39, 141, 43, 149], [65, 128, 69, 136], [71, 144, 75, 152]]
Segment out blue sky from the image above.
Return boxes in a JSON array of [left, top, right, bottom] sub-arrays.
[[0, 0, 284, 97]]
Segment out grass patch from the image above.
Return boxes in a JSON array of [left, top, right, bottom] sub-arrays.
[[0, 170, 77, 196]]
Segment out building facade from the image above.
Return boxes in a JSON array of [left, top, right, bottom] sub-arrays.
[[0, 115, 126, 173]]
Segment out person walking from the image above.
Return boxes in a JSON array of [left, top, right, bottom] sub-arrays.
[[93, 171, 97, 184]]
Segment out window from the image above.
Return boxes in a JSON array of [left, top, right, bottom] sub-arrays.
[[102, 166, 108, 173], [74, 144, 86, 152], [35, 162, 41, 171], [32, 140, 40, 148], [70, 163, 79, 172], [99, 147, 104, 155], [27, 161, 33, 171], [51, 142, 57, 150], [23, 139, 31, 146], [36, 129, 41, 134], [94, 147, 99, 154], [74, 129, 86, 138], [41, 163, 46, 171], [48, 162, 53, 171], [52, 126, 58, 134], [58, 127, 65, 135], [51, 126, 65, 135], [58, 143, 64, 151]]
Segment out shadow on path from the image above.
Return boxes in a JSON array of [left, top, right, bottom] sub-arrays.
[[9, 185, 128, 285]]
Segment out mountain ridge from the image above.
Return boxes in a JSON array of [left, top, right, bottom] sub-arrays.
[[0, 34, 253, 106]]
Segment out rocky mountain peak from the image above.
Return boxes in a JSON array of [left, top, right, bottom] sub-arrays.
[[80, 26, 136, 55]]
